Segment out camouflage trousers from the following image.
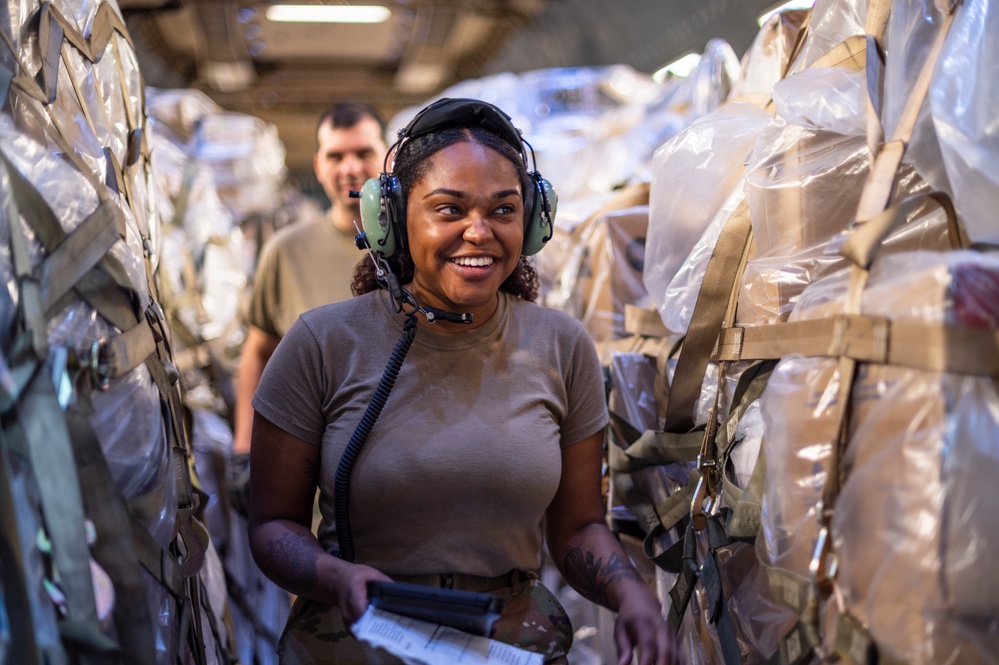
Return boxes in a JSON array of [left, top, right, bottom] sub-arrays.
[[278, 569, 572, 664]]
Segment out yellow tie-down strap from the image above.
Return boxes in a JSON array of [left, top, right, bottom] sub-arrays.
[[713, 315, 999, 378]]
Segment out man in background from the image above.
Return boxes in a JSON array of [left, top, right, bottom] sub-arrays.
[[234, 101, 388, 454]]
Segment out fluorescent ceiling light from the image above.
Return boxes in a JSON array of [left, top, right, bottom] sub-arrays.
[[266, 4, 391, 23], [757, 0, 815, 26], [653, 52, 701, 82]]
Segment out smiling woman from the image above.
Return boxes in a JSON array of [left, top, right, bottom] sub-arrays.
[[247, 98, 680, 665]]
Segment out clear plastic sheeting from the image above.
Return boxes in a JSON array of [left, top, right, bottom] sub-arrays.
[[196, 114, 288, 222], [147, 89, 259, 413], [759, 251, 999, 663], [645, 102, 772, 329], [0, 117, 175, 544], [548, 206, 651, 343], [146, 87, 223, 142], [190, 409, 289, 665], [392, 49, 741, 230], [678, 532, 797, 665], [736, 58, 952, 325], [758, 354, 838, 578], [926, 0, 999, 245], [1, 0, 230, 660], [783, 252, 999, 663], [729, 9, 811, 103], [608, 352, 659, 434], [785, 0, 866, 74], [649, 39, 742, 127], [658, 187, 745, 336]]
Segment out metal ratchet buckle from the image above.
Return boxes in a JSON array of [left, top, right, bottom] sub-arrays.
[[690, 453, 718, 531], [89, 339, 111, 390], [808, 521, 838, 602]]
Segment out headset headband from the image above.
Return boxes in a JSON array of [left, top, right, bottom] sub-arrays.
[[390, 98, 528, 171]]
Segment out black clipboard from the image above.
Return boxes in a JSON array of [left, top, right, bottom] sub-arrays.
[[366, 581, 504, 637]]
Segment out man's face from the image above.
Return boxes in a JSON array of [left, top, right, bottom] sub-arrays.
[[313, 116, 387, 214]]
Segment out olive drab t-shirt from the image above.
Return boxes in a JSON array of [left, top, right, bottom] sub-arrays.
[[246, 213, 362, 338], [252, 290, 610, 578]]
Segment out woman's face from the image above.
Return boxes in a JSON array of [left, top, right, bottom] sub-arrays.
[[405, 140, 524, 327]]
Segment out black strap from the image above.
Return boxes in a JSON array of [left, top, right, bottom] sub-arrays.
[[702, 515, 743, 665], [666, 523, 699, 633]]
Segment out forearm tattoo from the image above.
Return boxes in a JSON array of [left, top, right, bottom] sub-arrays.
[[266, 531, 320, 589], [562, 549, 643, 608]]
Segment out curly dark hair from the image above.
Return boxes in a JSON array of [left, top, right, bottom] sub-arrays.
[[351, 124, 540, 302]]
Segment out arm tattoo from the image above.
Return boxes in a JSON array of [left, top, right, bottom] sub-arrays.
[[562, 548, 643, 608], [266, 531, 320, 589]]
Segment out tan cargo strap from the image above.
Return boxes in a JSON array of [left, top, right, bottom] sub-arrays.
[[807, 10, 961, 654], [608, 427, 703, 472], [3, 165, 105, 661], [641, 470, 700, 568], [864, 34, 886, 157], [663, 199, 753, 433], [624, 303, 669, 338], [714, 315, 998, 377], [607, 412, 700, 544], [712, 191, 996, 376], [758, 552, 821, 665], [809, 34, 867, 72], [67, 412, 159, 665], [841, 190, 958, 269], [0, 421, 44, 664], [854, 5, 959, 221], [690, 200, 754, 530], [715, 361, 775, 539], [2, 151, 164, 391], [12, 362, 110, 665], [761, 541, 905, 665], [864, 0, 892, 47]]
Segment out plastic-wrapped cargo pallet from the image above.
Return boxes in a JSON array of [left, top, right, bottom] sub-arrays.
[[614, 0, 999, 663], [145, 87, 295, 665], [0, 0, 230, 663]]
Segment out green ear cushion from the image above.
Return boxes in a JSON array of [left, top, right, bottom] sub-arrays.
[[522, 177, 557, 256], [359, 176, 397, 258]]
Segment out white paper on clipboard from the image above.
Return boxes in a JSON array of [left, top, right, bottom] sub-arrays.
[[353, 606, 544, 665]]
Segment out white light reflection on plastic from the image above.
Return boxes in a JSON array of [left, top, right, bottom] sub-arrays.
[[652, 53, 701, 82], [757, 0, 815, 27], [265, 5, 391, 23]]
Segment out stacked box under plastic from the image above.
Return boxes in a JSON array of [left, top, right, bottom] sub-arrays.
[[620, 0, 999, 663], [0, 0, 231, 663]]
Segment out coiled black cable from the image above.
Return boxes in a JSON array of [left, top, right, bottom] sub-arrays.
[[333, 310, 418, 562]]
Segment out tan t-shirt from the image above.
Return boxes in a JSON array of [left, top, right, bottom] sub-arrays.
[[253, 290, 609, 577], [246, 214, 362, 338]]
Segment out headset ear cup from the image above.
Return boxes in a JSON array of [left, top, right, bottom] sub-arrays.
[[359, 176, 398, 258], [522, 176, 557, 256]]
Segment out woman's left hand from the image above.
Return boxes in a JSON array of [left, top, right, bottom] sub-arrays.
[[612, 581, 681, 665]]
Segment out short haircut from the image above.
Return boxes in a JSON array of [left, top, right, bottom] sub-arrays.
[[316, 101, 386, 146]]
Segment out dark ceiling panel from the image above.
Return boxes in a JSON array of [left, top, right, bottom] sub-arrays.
[[484, 0, 779, 75]]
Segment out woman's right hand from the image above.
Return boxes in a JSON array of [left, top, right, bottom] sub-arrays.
[[327, 561, 393, 626]]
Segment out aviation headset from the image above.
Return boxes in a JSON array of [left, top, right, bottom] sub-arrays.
[[357, 97, 557, 259]]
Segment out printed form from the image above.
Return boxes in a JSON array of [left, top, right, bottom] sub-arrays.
[[353, 606, 544, 665]]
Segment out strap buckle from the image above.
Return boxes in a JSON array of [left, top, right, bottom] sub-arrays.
[[808, 521, 838, 602], [88, 339, 111, 390], [690, 459, 718, 532]]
